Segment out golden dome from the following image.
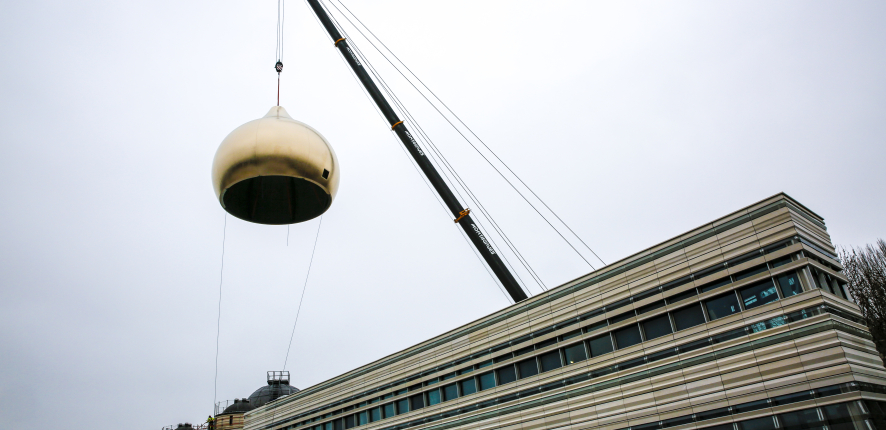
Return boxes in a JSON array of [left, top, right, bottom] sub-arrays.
[[212, 106, 339, 224]]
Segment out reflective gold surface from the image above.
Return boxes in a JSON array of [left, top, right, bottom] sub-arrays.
[[212, 106, 339, 224]]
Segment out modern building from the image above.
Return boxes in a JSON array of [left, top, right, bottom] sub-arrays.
[[243, 193, 886, 430]]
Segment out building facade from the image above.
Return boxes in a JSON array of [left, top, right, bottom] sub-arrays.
[[244, 193, 886, 430]]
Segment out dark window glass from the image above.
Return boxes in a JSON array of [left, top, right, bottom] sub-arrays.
[[495, 366, 517, 385], [620, 357, 645, 370], [606, 298, 631, 312], [609, 311, 635, 324], [772, 391, 813, 406], [539, 350, 562, 372], [822, 403, 855, 430], [734, 265, 768, 281], [637, 300, 665, 315], [728, 251, 761, 268], [631, 422, 660, 430], [396, 399, 409, 414], [442, 383, 458, 401], [579, 309, 604, 321], [695, 407, 730, 422], [737, 416, 776, 430], [517, 358, 538, 378], [699, 277, 731, 293], [740, 280, 779, 310], [705, 293, 740, 320], [478, 372, 495, 391], [733, 399, 770, 413], [648, 347, 677, 362], [661, 276, 692, 292], [680, 338, 710, 353], [475, 360, 492, 369], [457, 367, 472, 375], [695, 262, 727, 280], [459, 378, 476, 396], [779, 408, 825, 430], [369, 407, 381, 422], [711, 328, 745, 344], [334, 419, 344, 430], [666, 288, 697, 304], [614, 324, 642, 349], [358, 411, 368, 425], [383, 403, 395, 418], [563, 343, 587, 364], [661, 415, 693, 428], [588, 334, 613, 356], [763, 239, 792, 254], [513, 346, 534, 357], [425, 389, 440, 406], [633, 287, 660, 302], [777, 271, 802, 298], [642, 314, 673, 340], [699, 425, 734, 430], [423, 377, 438, 386], [344, 415, 355, 429], [536, 338, 557, 348], [768, 256, 792, 268], [583, 320, 608, 333], [560, 330, 581, 341], [493, 353, 512, 363], [672, 304, 706, 331]]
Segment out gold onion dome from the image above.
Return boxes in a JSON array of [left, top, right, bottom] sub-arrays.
[[212, 106, 340, 225]]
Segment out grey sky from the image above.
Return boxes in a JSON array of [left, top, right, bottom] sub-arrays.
[[1, 1, 884, 428]]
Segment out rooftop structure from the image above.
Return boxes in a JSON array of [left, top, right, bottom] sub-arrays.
[[243, 193, 886, 430]]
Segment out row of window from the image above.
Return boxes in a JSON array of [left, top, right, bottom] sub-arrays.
[[275, 236, 831, 426], [288, 303, 850, 430]]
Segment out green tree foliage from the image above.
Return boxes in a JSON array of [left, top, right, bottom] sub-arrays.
[[840, 239, 886, 366]]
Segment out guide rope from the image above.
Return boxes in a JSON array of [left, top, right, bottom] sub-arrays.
[[332, 0, 606, 269], [282, 216, 323, 371], [213, 213, 227, 412]]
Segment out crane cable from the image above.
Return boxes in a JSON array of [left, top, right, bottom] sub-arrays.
[[331, 0, 606, 269], [322, 0, 543, 294], [316, 0, 538, 298], [304, 1, 516, 303]]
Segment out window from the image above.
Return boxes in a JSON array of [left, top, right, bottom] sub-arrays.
[[369, 407, 381, 422], [588, 334, 613, 357], [459, 378, 476, 396], [229, 416, 234, 425], [513, 346, 534, 357], [582, 320, 608, 333], [672, 303, 706, 331], [768, 256, 792, 268], [409, 394, 424, 411], [734, 265, 768, 281], [563, 343, 587, 364], [560, 330, 582, 341], [357, 411, 368, 425], [344, 415, 355, 429], [517, 358, 538, 378], [642, 314, 673, 340], [737, 416, 776, 430], [822, 403, 854, 429], [442, 383, 458, 401], [609, 311, 635, 324], [705, 292, 740, 320], [396, 399, 409, 414], [478, 371, 495, 391], [637, 300, 665, 315], [666, 288, 697, 304], [425, 389, 441, 406], [495, 365, 517, 385], [613, 324, 642, 349], [698, 276, 731, 293], [739, 279, 780, 310], [539, 350, 562, 372], [779, 408, 825, 430], [777, 271, 802, 297], [383, 403, 395, 418], [325, 421, 333, 430]]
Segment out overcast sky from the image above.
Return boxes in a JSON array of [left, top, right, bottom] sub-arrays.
[[1, 1, 884, 428]]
